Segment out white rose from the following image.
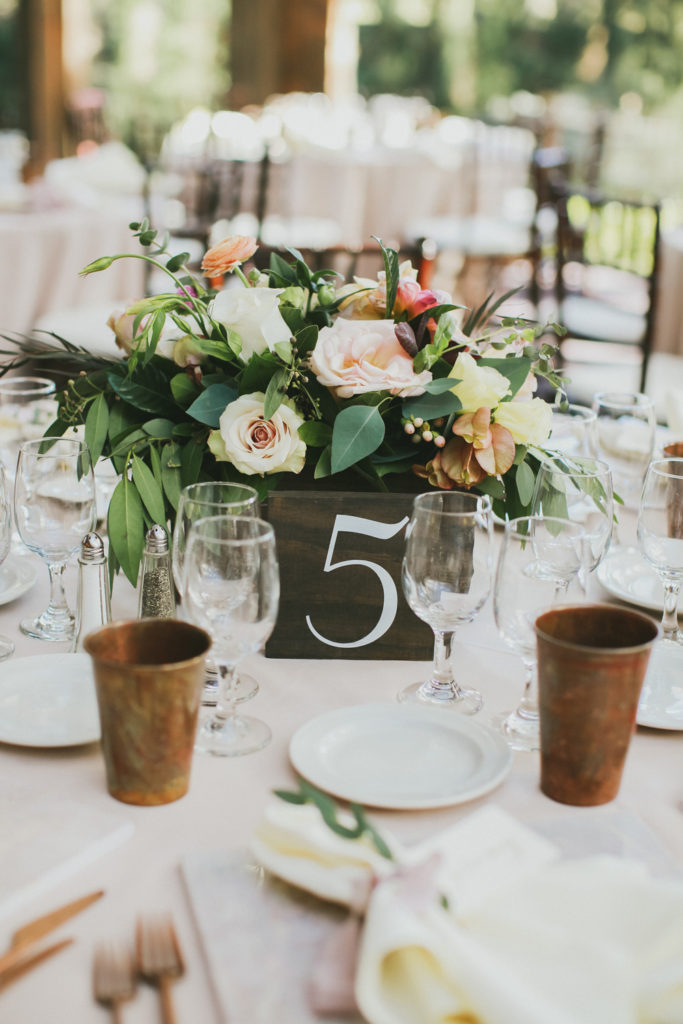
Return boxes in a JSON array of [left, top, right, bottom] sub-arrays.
[[209, 287, 291, 363], [494, 397, 553, 445], [448, 352, 510, 413], [207, 392, 306, 476], [309, 318, 431, 398]]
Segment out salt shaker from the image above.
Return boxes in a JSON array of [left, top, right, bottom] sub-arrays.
[[72, 532, 112, 652], [138, 524, 176, 619]]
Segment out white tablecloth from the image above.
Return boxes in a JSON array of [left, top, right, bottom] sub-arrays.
[[0, 205, 146, 339], [0, 509, 681, 1023]]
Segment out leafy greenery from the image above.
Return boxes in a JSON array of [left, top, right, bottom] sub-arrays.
[[274, 779, 393, 860]]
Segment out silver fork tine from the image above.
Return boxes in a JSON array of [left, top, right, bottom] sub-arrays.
[[93, 942, 136, 1024]]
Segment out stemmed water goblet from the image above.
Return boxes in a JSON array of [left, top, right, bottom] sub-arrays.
[[547, 403, 598, 457], [183, 514, 279, 757], [173, 481, 260, 704], [592, 392, 655, 521], [637, 457, 683, 646], [493, 515, 585, 750], [399, 490, 493, 713], [0, 376, 58, 473], [14, 437, 96, 640], [531, 454, 613, 591], [0, 461, 15, 660]]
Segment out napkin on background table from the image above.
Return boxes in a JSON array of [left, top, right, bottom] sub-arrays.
[[251, 802, 683, 1024]]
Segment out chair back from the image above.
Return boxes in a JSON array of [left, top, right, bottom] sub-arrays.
[[554, 186, 661, 391]]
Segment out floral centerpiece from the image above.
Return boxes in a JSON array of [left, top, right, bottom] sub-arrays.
[[1, 221, 565, 585]]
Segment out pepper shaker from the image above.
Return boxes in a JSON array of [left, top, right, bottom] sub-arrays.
[[73, 532, 112, 652], [138, 524, 176, 619]]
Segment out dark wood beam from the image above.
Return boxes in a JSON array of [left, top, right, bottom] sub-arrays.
[[20, 0, 64, 176]]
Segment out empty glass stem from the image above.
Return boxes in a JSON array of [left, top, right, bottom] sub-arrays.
[[661, 580, 681, 643]]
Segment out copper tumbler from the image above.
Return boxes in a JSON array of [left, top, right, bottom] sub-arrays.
[[535, 605, 658, 807], [84, 619, 211, 805]]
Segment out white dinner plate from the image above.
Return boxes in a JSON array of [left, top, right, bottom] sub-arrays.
[[597, 546, 673, 615], [0, 554, 37, 606], [0, 653, 101, 747], [289, 702, 512, 810], [637, 644, 683, 731]]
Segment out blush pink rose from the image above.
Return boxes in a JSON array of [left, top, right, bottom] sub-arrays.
[[309, 319, 432, 399]]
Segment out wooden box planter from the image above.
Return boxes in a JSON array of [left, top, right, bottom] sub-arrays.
[[264, 491, 433, 660]]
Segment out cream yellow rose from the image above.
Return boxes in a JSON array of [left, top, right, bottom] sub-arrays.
[[493, 397, 553, 445], [208, 392, 306, 476], [448, 352, 510, 413]]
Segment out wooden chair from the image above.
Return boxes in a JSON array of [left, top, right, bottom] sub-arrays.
[[553, 186, 661, 396]]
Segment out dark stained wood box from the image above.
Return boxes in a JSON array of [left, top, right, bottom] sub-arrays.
[[264, 491, 433, 660]]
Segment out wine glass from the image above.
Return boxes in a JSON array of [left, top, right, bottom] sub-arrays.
[[637, 457, 683, 646], [183, 514, 279, 757], [173, 481, 260, 705], [399, 490, 493, 713], [592, 392, 655, 515], [0, 462, 15, 660], [14, 438, 96, 640], [547, 403, 597, 457], [493, 515, 585, 750], [0, 376, 58, 473], [532, 454, 613, 589]]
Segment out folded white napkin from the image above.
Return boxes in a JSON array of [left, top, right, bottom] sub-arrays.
[[252, 802, 683, 1024], [251, 800, 401, 909]]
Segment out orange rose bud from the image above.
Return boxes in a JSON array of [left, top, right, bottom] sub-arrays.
[[201, 236, 258, 277]]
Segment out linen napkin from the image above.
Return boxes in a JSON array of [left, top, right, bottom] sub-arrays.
[[252, 802, 683, 1024]]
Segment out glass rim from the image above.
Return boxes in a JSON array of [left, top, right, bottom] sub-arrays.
[[646, 456, 683, 478], [539, 454, 612, 477], [551, 403, 597, 420], [0, 376, 56, 396], [179, 481, 259, 511], [187, 513, 275, 545], [17, 437, 90, 456], [592, 391, 654, 409], [504, 514, 586, 536], [412, 490, 492, 516]]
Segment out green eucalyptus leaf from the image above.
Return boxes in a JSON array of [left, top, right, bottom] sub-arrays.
[[142, 417, 174, 438], [263, 367, 289, 420], [180, 439, 204, 487], [331, 405, 385, 475], [186, 383, 236, 427], [161, 442, 182, 510], [131, 455, 167, 525], [107, 477, 145, 586], [298, 421, 332, 447], [515, 460, 536, 507], [314, 445, 332, 478], [170, 373, 199, 407], [84, 394, 110, 466], [402, 389, 462, 420]]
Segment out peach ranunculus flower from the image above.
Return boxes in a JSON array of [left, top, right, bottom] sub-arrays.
[[414, 407, 515, 489], [309, 318, 432, 399], [201, 235, 258, 277]]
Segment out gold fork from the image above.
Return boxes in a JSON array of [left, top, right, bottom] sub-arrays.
[[93, 942, 137, 1023], [136, 915, 185, 1024]]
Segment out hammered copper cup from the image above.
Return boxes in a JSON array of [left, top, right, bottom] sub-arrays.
[[535, 605, 658, 807], [84, 619, 211, 805]]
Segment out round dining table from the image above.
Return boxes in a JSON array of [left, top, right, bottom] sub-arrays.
[[0, 506, 680, 1023]]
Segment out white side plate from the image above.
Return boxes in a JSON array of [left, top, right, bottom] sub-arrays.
[[0, 653, 100, 747], [290, 702, 512, 810], [0, 554, 37, 606], [637, 644, 683, 731], [597, 547, 671, 614]]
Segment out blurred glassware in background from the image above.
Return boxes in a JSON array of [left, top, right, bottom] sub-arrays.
[[0, 377, 58, 477], [592, 391, 656, 517], [546, 403, 597, 457]]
